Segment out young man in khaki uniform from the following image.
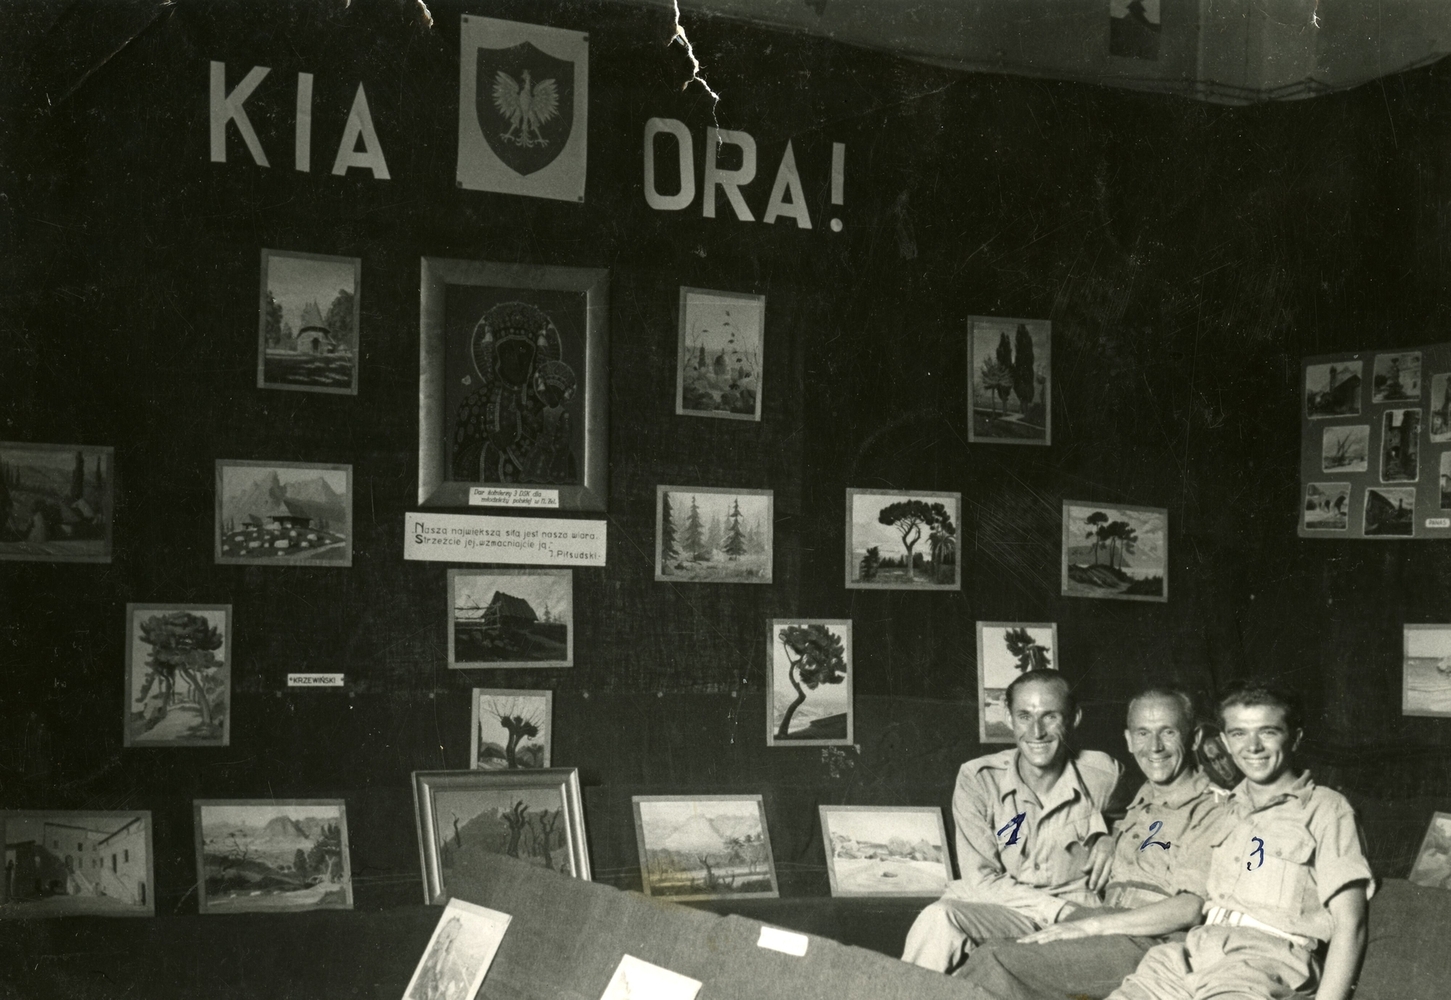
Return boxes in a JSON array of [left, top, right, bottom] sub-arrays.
[[902, 670, 1122, 973], [953, 687, 1236, 1000], [1107, 681, 1372, 1000]]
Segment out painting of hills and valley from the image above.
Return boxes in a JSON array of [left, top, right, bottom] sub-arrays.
[[196, 801, 352, 913], [431, 786, 575, 897], [450, 570, 572, 668], [820, 807, 952, 897], [1062, 502, 1167, 602], [215, 461, 352, 566], [0, 443, 113, 563], [634, 797, 777, 901]]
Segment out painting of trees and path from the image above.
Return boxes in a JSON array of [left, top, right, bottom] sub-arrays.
[[125, 605, 230, 747], [846, 489, 960, 590], [968, 316, 1050, 444], [0, 442, 113, 563], [1061, 502, 1167, 602]]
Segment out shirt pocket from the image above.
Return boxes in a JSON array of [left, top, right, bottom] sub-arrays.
[[1231, 827, 1315, 912]]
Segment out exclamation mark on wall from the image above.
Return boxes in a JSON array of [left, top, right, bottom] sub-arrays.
[[830, 142, 845, 232]]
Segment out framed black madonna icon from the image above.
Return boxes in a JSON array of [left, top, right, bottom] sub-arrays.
[[419, 258, 609, 511]]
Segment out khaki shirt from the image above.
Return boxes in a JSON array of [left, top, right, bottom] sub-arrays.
[[1204, 771, 1372, 943], [1104, 768, 1235, 909], [946, 748, 1123, 926]]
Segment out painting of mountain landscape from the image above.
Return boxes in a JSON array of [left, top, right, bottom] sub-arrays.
[[633, 796, 778, 901], [0, 442, 113, 563], [431, 785, 576, 898], [215, 460, 352, 567], [195, 801, 352, 914], [449, 569, 572, 669], [1061, 502, 1167, 602], [819, 806, 953, 897]]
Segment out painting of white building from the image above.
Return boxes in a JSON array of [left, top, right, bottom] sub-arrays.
[[2, 811, 153, 917]]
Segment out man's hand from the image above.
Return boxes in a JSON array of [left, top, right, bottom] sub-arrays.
[[1083, 833, 1114, 892], [1018, 916, 1101, 944]]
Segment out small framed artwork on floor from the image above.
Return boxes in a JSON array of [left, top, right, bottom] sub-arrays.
[[599, 955, 703, 1000], [631, 794, 779, 901], [766, 620, 852, 747], [967, 316, 1050, 445], [845, 488, 960, 590], [124, 604, 231, 748], [675, 287, 765, 421], [0, 441, 114, 563], [401, 899, 512, 1000], [655, 486, 773, 584], [1061, 501, 1167, 602], [215, 460, 353, 567], [818, 805, 954, 897], [194, 799, 353, 913], [257, 248, 361, 395], [976, 622, 1057, 743], [1403, 625, 1451, 718], [471, 688, 553, 769], [0, 811, 155, 918], [1408, 812, 1451, 890], [448, 568, 573, 668]]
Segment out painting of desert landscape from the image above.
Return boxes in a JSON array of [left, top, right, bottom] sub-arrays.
[[0, 442, 113, 563], [1404, 625, 1451, 718], [977, 622, 1057, 743], [449, 569, 572, 669], [633, 795, 778, 901], [818, 806, 953, 897], [195, 800, 352, 914], [1061, 502, 1167, 602], [1409, 813, 1451, 890], [215, 460, 352, 566], [2, 811, 153, 918], [676, 287, 764, 421]]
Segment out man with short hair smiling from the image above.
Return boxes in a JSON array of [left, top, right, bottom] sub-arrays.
[[952, 686, 1235, 1000], [902, 670, 1122, 973]]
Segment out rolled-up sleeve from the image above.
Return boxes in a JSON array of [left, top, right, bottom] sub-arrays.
[[1311, 798, 1373, 905], [948, 769, 1072, 925]]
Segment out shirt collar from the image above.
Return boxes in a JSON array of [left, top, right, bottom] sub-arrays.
[[1229, 769, 1314, 811], [1131, 767, 1211, 811], [1001, 748, 1089, 812]]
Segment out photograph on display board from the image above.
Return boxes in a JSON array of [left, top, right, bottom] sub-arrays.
[[976, 622, 1058, 742], [1364, 487, 1415, 536], [1431, 374, 1451, 442], [1379, 409, 1421, 484], [845, 488, 961, 590], [401, 898, 512, 1000], [124, 604, 231, 748], [966, 316, 1050, 445], [1321, 425, 1368, 474], [1372, 351, 1421, 403], [1403, 625, 1451, 718], [256, 249, 361, 395], [766, 620, 852, 747], [818, 805, 954, 897], [470, 689, 552, 769], [194, 800, 352, 914], [0, 442, 113, 563], [632, 795, 778, 901], [675, 287, 765, 421], [448, 568, 573, 669], [1302, 483, 1351, 532], [1408, 813, 1451, 891], [1305, 360, 1362, 418], [655, 486, 773, 584], [413, 769, 589, 904], [0, 811, 154, 918], [599, 955, 703, 1000], [418, 258, 608, 511], [1061, 502, 1167, 602], [214, 460, 353, 567]]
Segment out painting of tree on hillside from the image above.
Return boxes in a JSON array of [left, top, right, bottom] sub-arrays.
[[1061, 502, 1167, 602], [125, 604, 231, 747], [967, 317, 1050, 445], [767, 621, 852, 747], [0, 442, 113, 563], [976, 622, 1058, 742], [846, 489, 960, 590]]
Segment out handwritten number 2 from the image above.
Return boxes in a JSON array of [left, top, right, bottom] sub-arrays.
[[1247, 836, 1265, 870], [997, 812, 1026, 847], [1139, 820, 1171, 851]]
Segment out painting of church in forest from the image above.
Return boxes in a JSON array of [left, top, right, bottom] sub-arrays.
[[124, 604, 231, 748], [675, 287, 765, 421], [655, 487, 773, 584], [967, 316, 1050, 445], [2, 811, 154, 918], [257, 249, 361, 395], [0, 442, 113, 563], [448, 569, 572, 669]]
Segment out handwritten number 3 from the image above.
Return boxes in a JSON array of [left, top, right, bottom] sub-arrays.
[[1139, 820, 1171, 851], [997, 812, 1026, 847], [1247, 837, 1265, 870]]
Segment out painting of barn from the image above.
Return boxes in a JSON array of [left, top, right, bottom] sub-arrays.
[[448, 569, 573, 669]]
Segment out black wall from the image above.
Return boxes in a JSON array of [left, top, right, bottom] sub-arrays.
[[4, 0, 1451, 914]]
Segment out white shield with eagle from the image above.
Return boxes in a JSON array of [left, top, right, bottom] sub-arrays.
[[457, 16, 588, 201]]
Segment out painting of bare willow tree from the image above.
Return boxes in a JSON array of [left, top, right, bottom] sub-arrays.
[[470, 689, 552, 769]]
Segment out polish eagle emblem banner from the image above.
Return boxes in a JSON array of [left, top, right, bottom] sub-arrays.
[[457, 16, 588, 201]]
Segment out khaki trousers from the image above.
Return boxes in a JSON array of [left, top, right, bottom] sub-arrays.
[[1108, 925, 1320, 1000], [901, 899, 1041, 973]]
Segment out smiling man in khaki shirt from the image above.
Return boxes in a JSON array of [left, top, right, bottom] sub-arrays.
[[902, 670, 1122, 973]]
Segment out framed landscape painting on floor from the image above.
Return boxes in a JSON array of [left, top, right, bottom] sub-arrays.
[[818, 805, 953, 897]]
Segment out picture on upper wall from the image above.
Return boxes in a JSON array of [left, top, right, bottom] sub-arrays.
[[1430, 374, 1451, 442], [632, 795, 778, 901], [448, 568, 573, 669], [1403, 625, 1451, 718], [1109, 0, 1160, 61], [655, 486, 773, 584], [599, 955, 703, 1000], [413, 769, 590, 904], [1303, 482, 1351, 532], [845, 489, 961, 590], [976, 622, 1058, 742], [967, 317, 1050, 445], [0, 442, 113, 563], [1305, 360, 1362, 418], [0, 811, 154, 918], [124, 604, 231, 748], [419, 258, 608, 511], [194, 800, 352, 914], [1380, 409, 1421, 483], [1061, 502, 1167, 602], [1364, 486, 1415, 536], [1321, 425, 1369, 474], [256, 249, 361, 395], [1408, 812, 1451, 890], [1373, 351, 1421, 403], [818, 805, 954, 897], [471, 689, 552, 769], [402, 899, 512, 1000], [766, 620, 852, 747], [675, 287, 765, 421], [214, 460, 352, 567]]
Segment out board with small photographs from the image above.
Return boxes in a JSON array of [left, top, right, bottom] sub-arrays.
[[1300, 344, 1451, 539]]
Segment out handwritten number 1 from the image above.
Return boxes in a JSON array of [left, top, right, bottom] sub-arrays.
[[1139, 820, 1171, 851], [1247, 836, 1265, 870], [997, 812, 1026, 847]]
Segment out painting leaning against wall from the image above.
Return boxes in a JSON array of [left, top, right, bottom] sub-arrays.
[[194, 800, 353, 914], [1, 811, 155, 918]]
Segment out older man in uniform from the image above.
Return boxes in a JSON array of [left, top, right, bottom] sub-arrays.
[[952, 686, 1235, 1000], [902, 669, 1122, 973]]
